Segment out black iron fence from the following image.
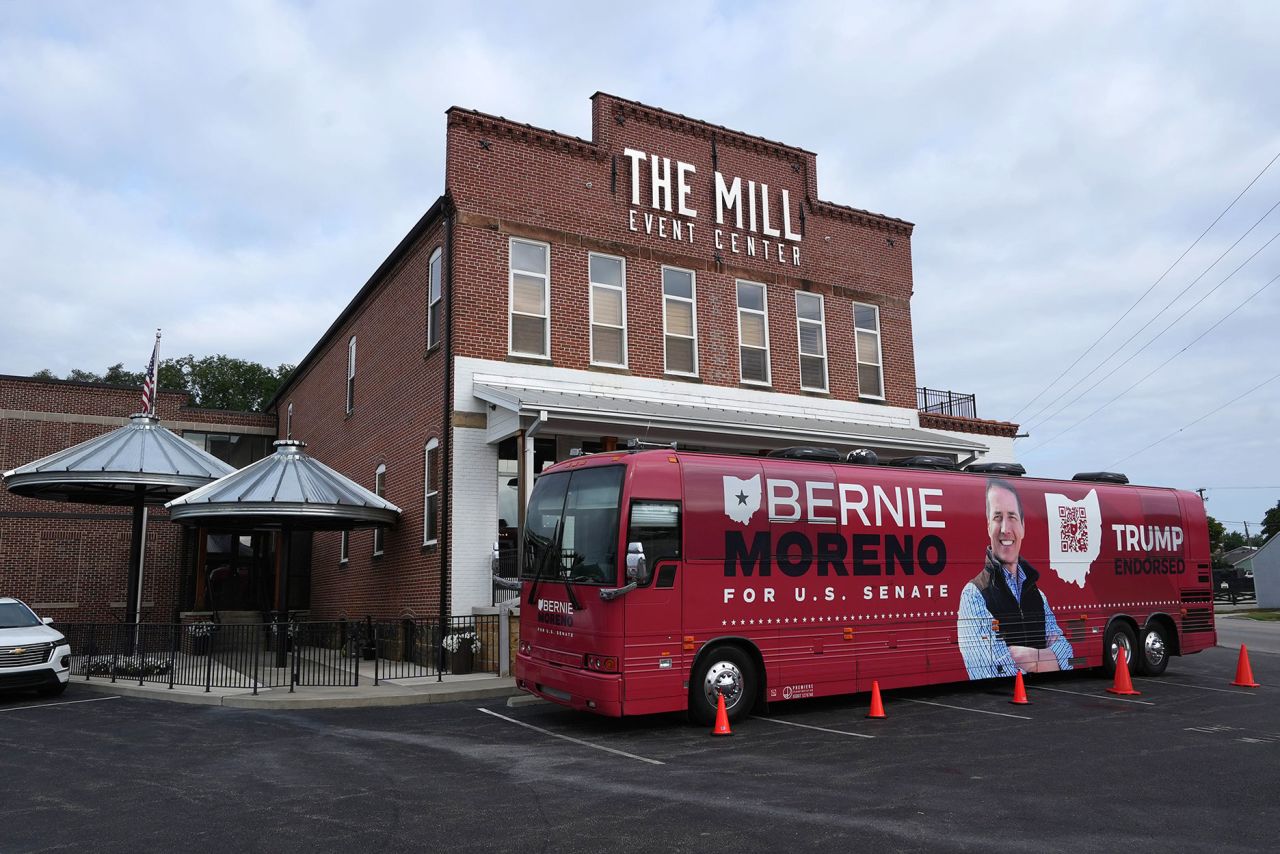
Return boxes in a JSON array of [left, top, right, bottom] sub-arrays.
[[917, 386, 979, 419], [55, 616, 500, 694]]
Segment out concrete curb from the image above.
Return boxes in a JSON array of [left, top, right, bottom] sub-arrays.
[[67, 676, 522, 710]]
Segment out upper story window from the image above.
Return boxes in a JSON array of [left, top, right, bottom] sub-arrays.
[[340, 531, 349, 564], [182, 432, 272, 469], [423, 438, 439, 546], [346, 336, 357, 414], [373, 463, 387, 556], [662, 267, 697, 376], [427, 247, 443, 350], [509, 238, 550, 358], [795, 292, 828, 393], [854, 302, 884, 400], [736, 280, 770, 385], [589, 253, 626, 368]]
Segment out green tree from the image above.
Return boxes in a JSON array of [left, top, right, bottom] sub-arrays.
[[1258, 501, 1278, 542], [1221, 530, 1247, 552], [32, 355, 292, 412], [167, 354, 293, 411], [102, 362, 144, 386], [1206, 515, 1226, 552]]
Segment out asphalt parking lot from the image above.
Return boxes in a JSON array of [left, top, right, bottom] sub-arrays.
[[2, 645, 1277, 853]]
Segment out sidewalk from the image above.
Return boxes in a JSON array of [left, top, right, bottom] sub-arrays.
[[69, 666, 522, 710]]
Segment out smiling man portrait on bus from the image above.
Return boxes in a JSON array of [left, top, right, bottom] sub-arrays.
[[957, 478, 1074, 679]]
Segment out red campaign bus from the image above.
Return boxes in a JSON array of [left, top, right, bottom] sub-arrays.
[[514, 448, 1216, 724]]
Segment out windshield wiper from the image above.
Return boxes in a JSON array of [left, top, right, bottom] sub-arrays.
[[525, 520, 561, 607]]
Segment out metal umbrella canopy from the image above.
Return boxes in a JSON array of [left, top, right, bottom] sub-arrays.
[[2, 412, 236, 624], [166, 439, 401, 618]]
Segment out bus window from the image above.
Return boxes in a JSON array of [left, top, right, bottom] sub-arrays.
[[521, 472, 569, 580], [559, 466, 624, 584], [628, 501, 681, 587]]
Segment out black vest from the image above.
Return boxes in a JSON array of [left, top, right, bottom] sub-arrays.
[[971, 551, 1047, 649]]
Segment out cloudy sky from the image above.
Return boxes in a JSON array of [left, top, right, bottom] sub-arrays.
[[2, 1, 1277, 534]]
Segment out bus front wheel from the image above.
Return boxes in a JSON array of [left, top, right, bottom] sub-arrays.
[[690, 646, 756, 726]]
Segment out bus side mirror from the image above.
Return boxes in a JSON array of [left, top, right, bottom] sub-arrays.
[[626, 542, 649, 585]]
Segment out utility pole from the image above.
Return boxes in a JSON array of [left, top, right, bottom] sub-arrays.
[[1196, 488, 1207, 502], [1244, 521, 1251, 542]]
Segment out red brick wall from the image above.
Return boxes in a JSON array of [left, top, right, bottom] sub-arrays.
[[278, 216, 450, 622], [445, 93, 919, 407], [0, 376, 274, 622]]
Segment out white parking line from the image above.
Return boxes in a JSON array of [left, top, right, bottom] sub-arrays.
[[1143, 679, 1257, 695], [901, 698, 1031, 720], [751, 716, 875, 738], [1029, 685, 1154, 705], [0, 696, 121, 713], [477, 708, 665, 765]]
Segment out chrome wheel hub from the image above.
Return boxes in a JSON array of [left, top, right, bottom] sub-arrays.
[[703, 660, 744, 709], [1144, 631, 1166, 667], [1110, 633, 1132, 665]]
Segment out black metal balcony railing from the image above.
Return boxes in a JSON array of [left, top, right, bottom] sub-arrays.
[[917, 387, 978, 419], [493, 549, 521, 607]]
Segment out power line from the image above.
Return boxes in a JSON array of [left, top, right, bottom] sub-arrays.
[[1019, 269, 1280, 454], [1021, 201, 1280, 432], [1201, 486, 1280, 491], [1104, 370, 1280, 469], [1011, 148, 1280, 420]]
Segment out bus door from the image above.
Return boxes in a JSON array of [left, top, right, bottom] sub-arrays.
[[621, 500, 685, 705]]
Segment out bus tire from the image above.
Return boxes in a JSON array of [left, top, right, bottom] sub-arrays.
[[1137, 623, 1171, 677], [689, 646, 756, 726], [1102, 621, 1137, 679]]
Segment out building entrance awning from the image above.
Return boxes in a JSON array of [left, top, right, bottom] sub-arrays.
[[472, 381, 987, 459]]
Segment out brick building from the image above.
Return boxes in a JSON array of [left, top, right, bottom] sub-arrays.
[[272, 93, 1018, 624], [0, 375, 276, 621]]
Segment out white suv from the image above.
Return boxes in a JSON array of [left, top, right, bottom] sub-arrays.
[[0, 597, 71, 697]]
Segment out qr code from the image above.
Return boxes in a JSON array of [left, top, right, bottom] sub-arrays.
[[1058, 505, 1089, 553]]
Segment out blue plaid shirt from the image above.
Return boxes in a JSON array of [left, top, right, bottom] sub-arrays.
[[957, 562, 1074, 679]]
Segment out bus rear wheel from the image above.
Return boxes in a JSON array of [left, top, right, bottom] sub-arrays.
[[1137, 623, 1170, 676], [690, 646, 756, 726], [1102, 622, 1138, 679]]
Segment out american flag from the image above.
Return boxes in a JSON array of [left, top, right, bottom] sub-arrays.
[[141, 330, 160, 415]]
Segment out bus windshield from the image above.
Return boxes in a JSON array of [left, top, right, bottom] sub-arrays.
[[522, 465, 624, 586]]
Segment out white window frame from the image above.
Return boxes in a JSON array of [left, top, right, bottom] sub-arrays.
[[795, 291, 829, 393], [427, 247, 443, 350], [286, 402, 293, 439], [508, 237, 551, 359], [588, 252, 627, 368], [339, 531, 349, 564], [423, 438, 439, 547], [736, 279, 771, 386], [662, 266, 698, 377], [345, 336, 356, 415], [373, 463, 387, 556], [853, 302, 885, 401]]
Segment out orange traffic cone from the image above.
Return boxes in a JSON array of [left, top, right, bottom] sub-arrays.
[[1010, 671, 1030, 705], [710, 692, 733, 736], [1107, 645, 1141, 696], [1231, 645, 1261, 688], [866, 680, 886, 719]]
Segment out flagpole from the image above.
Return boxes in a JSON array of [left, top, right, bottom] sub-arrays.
[[131, 328, 160, 634]]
